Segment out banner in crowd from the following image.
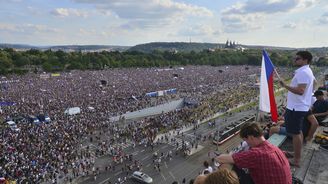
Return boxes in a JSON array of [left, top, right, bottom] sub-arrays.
[[145, 92, 158, 97], [165, 88, 177, 94], [158, 91, 164, 96], [40, 74, 50, 79], [145, 88, 177, 97], [0, 102, 16, 106], [0, 80, 19, 84], [51, 73, 61, 77]]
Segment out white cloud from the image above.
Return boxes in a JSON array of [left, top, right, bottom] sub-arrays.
[[0, 23, 60, 34], [24, 24, 60, 33], [220, 0, 320, 33], [51, 8, 88, 18], [73, 0, 213, 29], [282, 22, 297, 29], [78, 28, 97, 35], [296, 0, 319, 9], [177, 24, 220, 36], [318, 13, 328, 24], [221, 13, 265, 33], [0, 23, 17, 32], [222, 0, 299, 15]]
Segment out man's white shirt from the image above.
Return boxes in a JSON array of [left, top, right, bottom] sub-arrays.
[[287, 65, 315, 111]]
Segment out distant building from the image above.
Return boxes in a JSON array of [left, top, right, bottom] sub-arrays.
[[225, 40, 237, 49], [224, 40, 246, 51], [169, 49, 178, 54]]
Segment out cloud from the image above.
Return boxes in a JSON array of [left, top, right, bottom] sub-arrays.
[[282, 22, 297, 29], [51, 8, 88, 18], [221, 13, 265, 33], [220, 0, 319, 33], [318, 13, 328, 24], [0, 23, 16, 32], [222, 0, 299, 15], [177, 24, 220, 37], [78, 28, 97, 35], [73, 0, 213, 29], [0, 23, 60, 34], [297, 0, 319, 9]]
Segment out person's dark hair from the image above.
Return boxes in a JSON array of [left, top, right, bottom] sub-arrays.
[[203, 161, 209, 168], [172, 181, 178, 184], [296, 51, 312, 64], [239, 122, 263, 138], [203, 170, 210, 175], [314, 90, 324, 97], [204, 168, 239, 184]]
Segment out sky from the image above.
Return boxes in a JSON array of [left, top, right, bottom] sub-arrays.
[[0, 0, 328, 47]]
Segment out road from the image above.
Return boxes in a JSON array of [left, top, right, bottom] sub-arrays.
[[77, 108, 257, 184]]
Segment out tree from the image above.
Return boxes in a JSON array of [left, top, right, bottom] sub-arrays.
[[0, 51, 13, 71], [42, 62, 53, 72]]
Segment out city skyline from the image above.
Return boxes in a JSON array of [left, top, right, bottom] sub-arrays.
[[1, 0, 328, 48]]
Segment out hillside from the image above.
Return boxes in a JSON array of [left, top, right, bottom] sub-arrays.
[[1, 42, 327, 54], [128, 42, 225, 53], [0, 43, 38, 50], [48, 45, 130, 52], [0, 44, 130, 52]]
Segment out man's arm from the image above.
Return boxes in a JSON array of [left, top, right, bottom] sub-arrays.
[[275, 120, 285, 126], [216, 154, 235, 164], [280, 81, 306, 95], [313, 79, 317, 91], [313, 110, 328, 117]]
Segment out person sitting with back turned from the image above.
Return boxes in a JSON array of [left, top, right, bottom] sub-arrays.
[[311, 90, 328, 126], [215, 122, 292, 184], [193, 168, 239, 184], [204, 168, 239, 184]]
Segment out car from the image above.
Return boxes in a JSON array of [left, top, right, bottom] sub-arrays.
[[5, 115, 28, 124], [131, 171, 153, 183], [6, 121, 20, 132], [27, 115, 41, 125], [37, 114, 51, 123]]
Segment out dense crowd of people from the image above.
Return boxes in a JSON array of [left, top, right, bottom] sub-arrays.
[[0, 65, 292, 183]]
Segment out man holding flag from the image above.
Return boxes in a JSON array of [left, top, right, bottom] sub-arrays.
[[279, 51, 315, 167]]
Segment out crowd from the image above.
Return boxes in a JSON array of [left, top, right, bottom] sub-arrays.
[[0, 65, 292, 183]]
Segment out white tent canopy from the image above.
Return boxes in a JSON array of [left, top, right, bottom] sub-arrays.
[[64, 107, 81, 115]]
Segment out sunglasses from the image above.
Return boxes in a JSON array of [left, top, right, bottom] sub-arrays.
[[294, 57, 302, 61]]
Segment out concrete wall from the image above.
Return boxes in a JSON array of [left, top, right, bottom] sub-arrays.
[[110, 98, 184, 122]]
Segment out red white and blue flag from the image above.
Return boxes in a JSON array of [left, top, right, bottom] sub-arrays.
[[259, 50, 278, 122]]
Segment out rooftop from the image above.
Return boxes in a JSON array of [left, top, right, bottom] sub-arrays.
[[281, 126, 328, 184]]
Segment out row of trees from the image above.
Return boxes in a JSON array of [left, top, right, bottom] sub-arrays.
[[0, 48, 326, 75]]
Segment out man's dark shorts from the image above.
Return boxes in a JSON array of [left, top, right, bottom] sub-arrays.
[[284, 109, 308, 134]]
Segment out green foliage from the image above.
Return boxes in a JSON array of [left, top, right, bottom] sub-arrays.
[[316, 57, 328, 66], [0, 48, 325, 75]]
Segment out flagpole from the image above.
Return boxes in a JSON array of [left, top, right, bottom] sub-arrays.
[[274, 69, 281, 80]]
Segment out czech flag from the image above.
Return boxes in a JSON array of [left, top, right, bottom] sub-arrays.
[[259, 50, 278, 122]]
